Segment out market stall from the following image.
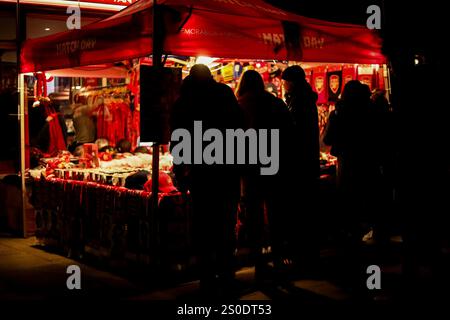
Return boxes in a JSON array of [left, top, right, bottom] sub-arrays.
[[21, 63, 190, 267], [19, 0, 386, 266], [20, 0, 387, 173]]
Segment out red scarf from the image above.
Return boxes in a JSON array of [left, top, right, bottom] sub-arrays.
[[45, 104, 66, 155]]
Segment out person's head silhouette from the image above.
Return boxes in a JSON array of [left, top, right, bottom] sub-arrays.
[[236, 70, 265, 98], [189, 64, 212, 82], [281, 65, 307, 94]]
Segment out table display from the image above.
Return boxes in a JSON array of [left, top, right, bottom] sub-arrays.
[[29, 176, 192, 268]]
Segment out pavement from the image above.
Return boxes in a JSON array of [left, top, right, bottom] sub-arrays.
[[0, 235, 140, 300], [0, 235, 353, 302], [1, 234, 448, 310]]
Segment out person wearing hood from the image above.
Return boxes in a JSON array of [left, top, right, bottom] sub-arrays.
[[280, 65, 320, 273]]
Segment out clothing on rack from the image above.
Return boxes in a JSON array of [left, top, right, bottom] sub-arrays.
[[30, 99, 67, 155], [78, 86, 138, 148]]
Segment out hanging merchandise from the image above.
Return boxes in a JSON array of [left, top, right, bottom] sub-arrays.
[[85, 78, 99, 88], [80, 86, 135, 147], [377, 65, 385, 91], [221, 63, 234, 83], [233, 62, 243, 79], [38, 97, 66, 155], [304, 68, 312, 85], [342, 65, 357, 86], [243, 63, 255, 73], [358, 65, 374, 90], [372, 67, 379, 90], [33, 72, 54, 99], [358, 74, 373, 90], [312, 67, 327, 104], [327, 70, 343, 102], [255, 62, 269, 83], [264, 66, 281, 97], [318, 104, 330, 137], [271, 69, 282, 98], [128, 65, 140, 150]]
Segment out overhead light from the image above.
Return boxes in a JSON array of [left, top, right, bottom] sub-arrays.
[[3, 0, 125, 11], [196, 56, 218, 67], [44, 27, 51, 31]]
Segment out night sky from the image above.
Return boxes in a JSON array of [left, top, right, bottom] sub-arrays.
[[266, 0, 382, 24], [266, 0, 444, 64]]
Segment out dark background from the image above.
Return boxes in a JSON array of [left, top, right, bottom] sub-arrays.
[[267, 0, 444, 65], [269, 0, 449, 270]]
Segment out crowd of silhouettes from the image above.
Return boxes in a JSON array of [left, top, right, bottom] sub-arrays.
[[169, 62, 446, 299]]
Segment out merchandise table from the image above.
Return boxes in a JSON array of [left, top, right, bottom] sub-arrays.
[[29, 177, 192, 267]]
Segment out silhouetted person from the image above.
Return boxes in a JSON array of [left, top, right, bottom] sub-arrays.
[[323, 80, 381, 288], [281, 66, 320, 272], [370, 89, 395, 248], [236, 70, 294, 283], [170, 64, 241, 298], [324, 80, 381, 229]]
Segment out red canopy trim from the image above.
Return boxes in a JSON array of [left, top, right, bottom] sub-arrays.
[[20, 0, 385, 73]]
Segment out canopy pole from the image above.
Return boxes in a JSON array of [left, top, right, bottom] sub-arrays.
[[19, 73, 26, 238], [151, 0, 163, 255], [386, 64, 392, 103], [17, 0, 27, 238]]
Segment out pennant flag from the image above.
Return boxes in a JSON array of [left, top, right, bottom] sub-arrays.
[[327, 70, 343, 102]]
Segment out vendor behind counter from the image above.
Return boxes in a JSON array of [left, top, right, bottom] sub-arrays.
[[68, 94, 96, 153]]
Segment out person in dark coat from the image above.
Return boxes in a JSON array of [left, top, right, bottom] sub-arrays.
[[370, 89, 395, 247], [236, 70, 295, 283], [170, 64, 242, 298], [281, 65, 320, 272], [323, 81, 380, 233], [323, 80, 382, 287]]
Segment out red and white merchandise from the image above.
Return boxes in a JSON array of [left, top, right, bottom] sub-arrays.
[[312, 66, 327, 104], [342, 65, 357, 86]]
